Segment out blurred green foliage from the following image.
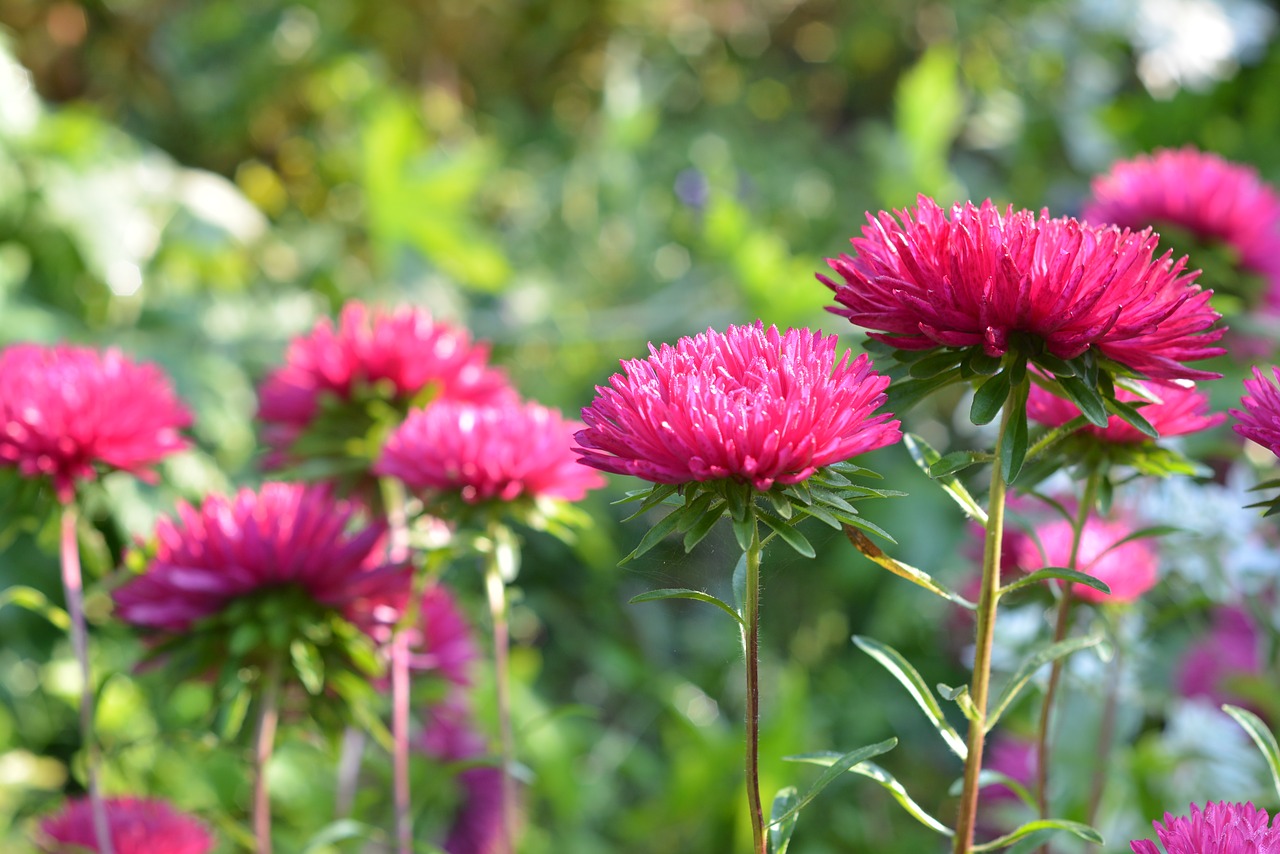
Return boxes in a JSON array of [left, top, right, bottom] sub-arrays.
[[1, 0, 1279, 850]]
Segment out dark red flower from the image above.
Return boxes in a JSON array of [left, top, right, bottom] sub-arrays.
[[37, 797, 213, 854], [0, 344, 191, 502], [1130, 802, 1280, 853], [820, 196, 1224, 381], [1027, 380, 1223, 443], [575, 322, 901, 490]]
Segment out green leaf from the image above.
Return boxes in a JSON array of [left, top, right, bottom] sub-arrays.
[[963, 348, 1003, 377], [853, 636, 967, 759], [1099, 525, 1180, 555], [300, 819, 380, 853], [936, 683, 978, 722], [929, 451, 987, 478], [622, 509, 685, 563], [1104, 395, 1158, 439], [971, 370, 1012, 426], [1001, 380, 1030, 483], [947, 770, 1038, 812], [836, 513, 899, 544], [903, 433, 988, 524], [1058, 375, 1109, 427], [769, 787, 799, 854], [887, 369, 965, 413], [683, 500, 728, 552], [844, 527, 973, 607], [758, 510, 816, 558], [986, 634, 1105, 732], [628, 588, 745, 630], [909, 349, 965, 379], [766, 739, 898, 830], [786, 755, 953, 836], [1222, 704, 1280, 801], [0, 585, 70, 630], [999, 567, 1111, 598], [971, 819, 1103, 852], [795, 501, 842, 530], [618, 483, 679, 521], [733, 514, 756, 552], [290, 639, 325, 695], [764, 488, 794, 520], [676, 491, 716, 532]]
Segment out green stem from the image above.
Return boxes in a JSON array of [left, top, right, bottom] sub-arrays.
[[485, 527, 518, 854], [253, 655, 283, 854], [60, 504, 115, 854], [1086, 626, 1123, 827], [1034, 471, 1101, 848], [744, 516, 767, 854], [381, 477, 416, 854], [953, 399, 1015, 854]]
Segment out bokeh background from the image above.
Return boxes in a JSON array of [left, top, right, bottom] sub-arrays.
[[1, 0, 1279, 851]]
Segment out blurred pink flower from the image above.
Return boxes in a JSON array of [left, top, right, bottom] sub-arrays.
[[574, 322, 901, 490], [984, 735, 1037, 804], [418, 699, 506, 854], [113, 482, 407, 634], [1130, 802, 1280, 853], [1085, 148, 1280, 315], [1027, 381, 1223, 443], [1006, 515, 1158, 604], [0, 344, 191, 502], [1177, 606, 1262, 708], [819, 196, 1224, 381], [37, 797, 213, 854], [1232, 366, 1280, 458], [376, 400, 604, 504], [257, 303, 513, 464], [366, 582, 478, 687]]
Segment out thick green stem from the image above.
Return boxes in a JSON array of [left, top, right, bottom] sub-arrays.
[[485, 535, 518, 854], [253, 656, 283, 854], [744, 519, 767, 854], [60, 505, 114, 854], [953, 402, 1015, 854]]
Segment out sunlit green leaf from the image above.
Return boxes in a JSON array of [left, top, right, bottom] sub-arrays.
[[903, 433, 988, 524], [629, 588, 745, 629], [769, 787, 799, 854], [986, 634, 1104, 732], [999, 567, 1111, 598], [972, 818, 1102, 851], [853, 636, 967, 758], [1223, 704, 1280, 801], [786, 754, 953, 836], [766, 739, 898, 829]]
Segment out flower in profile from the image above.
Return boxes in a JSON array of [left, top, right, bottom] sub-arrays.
[[257, 302, 513, 468], [37, 796, 213, 854], [1177, 606, 1263, 709], [1027, 380, 1223, 443], [114, 482, 407, 639], [1130, 801, 1280, 853], [819, 196, 1224, 381], [1232, 366, 1280, 459], [0, 344, 191, 502], [376, 400, 604, 505], [1006, 514, 1159, 604], [1084, 148, 1280, 315], [574, 323, 901, 490]]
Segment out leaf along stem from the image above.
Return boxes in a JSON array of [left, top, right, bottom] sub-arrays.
[[1086, 635, 1123, 826], [744, 512, 768, 854], [485, 526, 519, 854]]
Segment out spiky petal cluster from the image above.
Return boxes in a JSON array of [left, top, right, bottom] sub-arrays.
[[113, 482, 406, 633], [1006, 515, 1158, 604], [1084, 148, 1280, 313], [1232, 366, 1280, 458], [574, 323, 901, 490], [1028, 381, 1223, 443], [819, 196, 1224, 381], [257, 302, 513, 462], [37, 797, 213, 854], [376, 400, 604, 504], [1131, 802, 1280, 853], [0, 344, 191, 502]]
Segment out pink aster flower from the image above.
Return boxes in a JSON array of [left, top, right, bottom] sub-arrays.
[[1232, 366, 1280, 458], [37, 796, 213, 854], [0, 344, 191, 502], [376, 400, 604, 504], [1177, 606, 1263, 709], [574, 323, 901, 490], [257, 302, 514, 465], [1006, 514, 1158, 604], [113, 482, 407, 634], [819, 196, 1224, 381], [1085, 148, 1280, 314], [366, 582, 478, 687], [984, 735, 1037, 804], [1131, 802, 1280, 853], [1027, 380, 1223, 443]]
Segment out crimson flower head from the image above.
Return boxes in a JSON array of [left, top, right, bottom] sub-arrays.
[[0, 344, 191, 502], [1232, 366, 1280, 459], [37, 796, 213, 854], [376, 400, 604, 505], [257, 302, 513, 469], [820, 196, 1224, 381], [1028, 380, 1223, 444], [1084, 148, 1280, 316], [574, 323, 901, 491], [1007, 514, 1158, 604], [1130, 802, 1280, 853]]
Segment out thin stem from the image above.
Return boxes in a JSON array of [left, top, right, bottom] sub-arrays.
[[60, 505, 115, 854], [333, 727, 364, 818], [953, 400, 1014, 854], [744, 516, 767, 854], [381, 477, 415, 854], [485, 532, 518, 854], [253, 656, 283, 854], [1034, 471, 1100, 850], [1086, 631, 1123, 825]]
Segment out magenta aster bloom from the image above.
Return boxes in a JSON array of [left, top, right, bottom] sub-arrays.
[[1177, 606, 1263, 709], [257, 302, 513, 465], [113, 482, 407, 634], [37, 797, 213, 854], [1232, 366, 1280, 458], [1028, 380, 1223, 443], [1131, 802, 1280, 853], [0, 344, 191, 502], [574, 323, 901, 490], [1007, 515, 1158, 604], [1085, 148, 1280, 314], [376, 400, 604, 504], [820, 196, 1224, 381]]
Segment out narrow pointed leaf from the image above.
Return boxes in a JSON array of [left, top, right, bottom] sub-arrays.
[[786, 754, 953, 836], [769, 787, 799, 854], [1099, 525, 1180, 555], [909, 349, 965, 379], [764, 489, 794, 520], [971, 819, 1103, 851], [1000, 567, 1111, 597], [622, 509, 685, 563], [936, 683, 978, 722], [1223, 704, 1280, 801], [845, 528, 975, 609], [836, 513, 899, 544], [733, 514, 755, 551], [1104, 395, 1158, 439], [629, 588, 745, 629], [930, 451, 987, 478], [683, 502, 727, 552], [758, 509, 815, 558], [1058, 375, 1109, 427], [971, 370, 1012, 425], [1001, 381, 1030, 483], [300, 820, 380, 853], [0, 585, 71, 630], [796, 502, 842, 530], [766, 739, 898, 829], [619, 483, 679, 521], [888, 369, 965, 413], [903, 433, 988, 524], [986, 634, 1104, 732], [675, 491, 715, 532], [853, 635, 967, 758]]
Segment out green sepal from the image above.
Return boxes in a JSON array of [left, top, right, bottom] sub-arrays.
[[1000, 378, 1031, 483]]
